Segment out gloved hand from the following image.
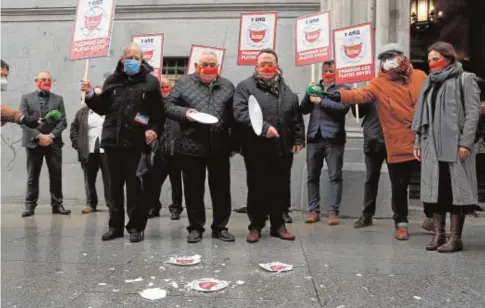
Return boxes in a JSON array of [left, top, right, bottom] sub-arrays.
[[19, 116, 41, 128], [322, 91, 342, 102]]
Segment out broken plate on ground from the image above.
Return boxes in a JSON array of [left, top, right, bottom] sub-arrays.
[[259, 262, 294, 272], [139, 288, 167, 300], [166, 254, 202, 266], [188, 278, 229, 292]]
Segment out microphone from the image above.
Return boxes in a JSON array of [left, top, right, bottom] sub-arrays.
[[42, 110, 62, 123], [33, 110, 63, 143], [307, 85, 323, 97]]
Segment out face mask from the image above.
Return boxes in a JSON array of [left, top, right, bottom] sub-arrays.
[[429, 58, 447, 72], [161, 87, 171, 97], [382, 58, 400, 71], [37, 80, 52, 92], [322, 72, 335, 85], [0, 77, 7, 91], [196, 66, 218, 83], [257, 65, 278, 80], [124, 59, 141, 75]]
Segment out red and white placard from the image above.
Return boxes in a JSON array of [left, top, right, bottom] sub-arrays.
[[70, 0, 116, 60], [133, 33, 164, 79], [187, 44, 226, 75], [333, 22, 374, 84], [295, 11, 331, 66], [237, 12, 278, 65]]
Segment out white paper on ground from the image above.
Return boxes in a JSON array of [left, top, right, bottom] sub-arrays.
[[188, 112, 218, 124], [139, 288, 167, 300], [166, 254, 202, 266], [125, 277, 144, 283], [188, 278, 229, 292], [248, 95, 263, 136]]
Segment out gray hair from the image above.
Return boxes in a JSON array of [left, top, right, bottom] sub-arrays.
[[123, 42, 143, 57], [198, 50, 219, 63]]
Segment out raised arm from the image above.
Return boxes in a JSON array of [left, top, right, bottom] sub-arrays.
[[338, 82, 377, 105], [85, 78, 115, 115]]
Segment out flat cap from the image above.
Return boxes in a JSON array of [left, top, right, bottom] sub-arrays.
[[377, 43, 404, 59]]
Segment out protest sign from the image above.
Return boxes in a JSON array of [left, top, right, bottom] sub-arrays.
[[237, 12, 277, 65], [187, 44, 226, 75], [295, 11, 331, 66], [133, 33, 164, 79]]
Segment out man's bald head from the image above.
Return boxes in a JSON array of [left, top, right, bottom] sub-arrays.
[[122, 43, 143, 61], [35, 71, 51, 81], [198, 51, 218, 66]]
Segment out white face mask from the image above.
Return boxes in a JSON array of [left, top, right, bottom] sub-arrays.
[[382, 58, 400, 71], [0, 77, 7, 91]]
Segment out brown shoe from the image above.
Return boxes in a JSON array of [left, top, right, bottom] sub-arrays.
[[81, 206, 96, 214], [327, 212, 339, 226], [270, 226, 296, 241], [305, 211, 320, 223], [422, 218, 434, 233], [246, 230, 261, 243], [395, 226, 409, 241]]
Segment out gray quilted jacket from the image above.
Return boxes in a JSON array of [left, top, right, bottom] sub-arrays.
[[164, 73, 237, 157]]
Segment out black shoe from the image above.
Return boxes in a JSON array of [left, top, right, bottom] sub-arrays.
[[169, 207, 182, 220], [187, 230, 202, 243], [354, 215, 373, 228], [283, 212, 293, 224], [129, 231, 144, 243], [52, 205, 71, 215], [212, 230, 235, 242], [234, 207, 248, 213], [21, 207, 35, 217], [102, 229, 124, 241], [147, 208, 160, 218]]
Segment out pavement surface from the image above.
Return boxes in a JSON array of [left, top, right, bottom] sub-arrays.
[[1, 204, 484, 308]]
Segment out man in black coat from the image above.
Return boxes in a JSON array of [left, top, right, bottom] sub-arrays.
[[233, 49, 305, 243], [70, 86, 111, 214], [164, 51, 237, 244], [19, 71, 70, 217], [80, 43, 164, 243]]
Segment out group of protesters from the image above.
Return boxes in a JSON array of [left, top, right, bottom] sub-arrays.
[[1, 39, 483, 253]]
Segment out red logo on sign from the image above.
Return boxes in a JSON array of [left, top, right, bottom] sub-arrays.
[[84, 14, 103, 31], [344, 42, 363, 58]]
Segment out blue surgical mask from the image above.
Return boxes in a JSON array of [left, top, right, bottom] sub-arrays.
[[124, 59, 141, 75], [0, 77, 7, 91]]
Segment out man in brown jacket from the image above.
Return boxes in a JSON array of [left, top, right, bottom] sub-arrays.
[[324, 43, 430, 241]]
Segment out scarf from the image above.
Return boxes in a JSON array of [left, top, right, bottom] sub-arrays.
[[411, 62, 464, 162], [254, 72, 281, 97], [388, 56, 412, 84]]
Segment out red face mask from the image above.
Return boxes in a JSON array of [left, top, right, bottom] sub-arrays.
[[197, 66, 218, 83], [429, 58, 447, 72], [161, 87, 171, 97], [257, 65, 279, 80], [37, 80, 52, 91], [322, 72, 335, 85]]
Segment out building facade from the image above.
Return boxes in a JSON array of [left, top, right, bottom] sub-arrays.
[[1, 0, 482, 212]]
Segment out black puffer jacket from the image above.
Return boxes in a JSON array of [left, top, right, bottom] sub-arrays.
[[351, 102, 385, 153], [85, 60, 164, 151], [233, 75, 305, 157], [164, 73, 237, 157]]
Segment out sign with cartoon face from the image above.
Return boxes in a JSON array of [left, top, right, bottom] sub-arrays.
[[187, 44, 225, 75], [70, 0, 116, 60], [237, 12, 278, 65], [333, 22, 374, 84], [133, 33, 164, 79], [295, 11, 331, 66]]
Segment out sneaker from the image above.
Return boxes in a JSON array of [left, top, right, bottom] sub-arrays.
[[187, 230, 202, 243], [354, 215, 373, 228]]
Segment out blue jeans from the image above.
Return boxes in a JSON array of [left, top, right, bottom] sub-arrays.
[[307, 140, 344, 214]]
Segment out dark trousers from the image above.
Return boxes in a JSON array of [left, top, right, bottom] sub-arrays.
[[25, 146, 63, 207], [307, 139, 345, 214], [362, 150, 387, 216], [81, 153, 111, 208], [284, 154, 293, 212], [105, 148, 149, 233], [180, 154, 231, 233], [244, 153, 292, 231], [387, 160, 420, 224], [151, 153, 183, 212]]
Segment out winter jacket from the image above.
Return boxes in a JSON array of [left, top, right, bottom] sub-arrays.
[[164, 73, 237, 157], [351, 103, 385, 153], [339, 69, 427, 164], [233, 75, 305, 157], [300, 81, 350, 144], [85, 60, 164, 151], [70, 106, 90, 162]]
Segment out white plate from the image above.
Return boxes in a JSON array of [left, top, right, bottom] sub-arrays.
[[259, 262, 294, 272], [188, 112, 218, 124], [166, 254, 201, 266], [138, 288, 167, 300], [188, 278, 229, 292], [248, 95, 263, 135]]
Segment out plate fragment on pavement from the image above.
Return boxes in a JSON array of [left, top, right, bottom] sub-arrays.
[[259, 262, 294, 272], [139, 288, 167, 300], [188, 278, 229, 292], [166, 254, 202, 266], [125, 277, 143, 283]]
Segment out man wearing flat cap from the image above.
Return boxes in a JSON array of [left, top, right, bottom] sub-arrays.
[[322, 43, 432, 241]]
